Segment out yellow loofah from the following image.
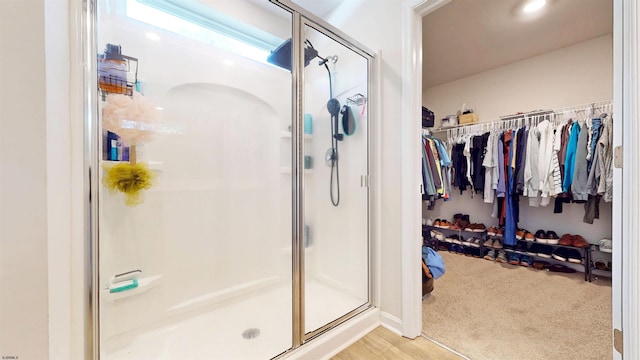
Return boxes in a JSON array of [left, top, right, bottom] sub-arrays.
[[102, 162, 155, 206]]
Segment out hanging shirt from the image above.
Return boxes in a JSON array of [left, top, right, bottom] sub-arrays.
[[524, 126, 541, 206], [562, 122, 581, 192]]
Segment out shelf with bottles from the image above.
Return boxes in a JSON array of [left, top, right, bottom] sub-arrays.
[[98, 43, 138, 99]]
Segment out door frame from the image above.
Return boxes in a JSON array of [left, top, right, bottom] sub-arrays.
[[402, 0, 639, 358]]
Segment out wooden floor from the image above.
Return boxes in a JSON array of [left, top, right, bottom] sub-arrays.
[[331, 327, 464, 360]]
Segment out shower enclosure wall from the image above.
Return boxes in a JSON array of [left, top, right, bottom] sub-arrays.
[[89, 0, 375, 358]]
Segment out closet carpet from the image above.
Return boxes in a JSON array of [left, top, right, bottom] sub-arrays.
[[423, 251, 612, 360]]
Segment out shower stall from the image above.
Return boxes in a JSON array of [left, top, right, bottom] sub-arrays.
[[87, 0, 374, 358]]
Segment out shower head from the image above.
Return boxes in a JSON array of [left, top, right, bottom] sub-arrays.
[[267, 38, 319, 71], [327, 98, 341, 117]]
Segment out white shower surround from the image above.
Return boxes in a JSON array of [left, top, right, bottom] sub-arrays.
[[98, 1, 370, 358]]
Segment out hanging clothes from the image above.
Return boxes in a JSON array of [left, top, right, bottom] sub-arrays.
[[562, 122, 581, 192]]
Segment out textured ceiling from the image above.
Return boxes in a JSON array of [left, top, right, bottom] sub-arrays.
[[422, 0, 613, 89]]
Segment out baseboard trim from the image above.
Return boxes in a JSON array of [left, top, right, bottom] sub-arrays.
[[282, 308, 380, 360], [380, 311, 403, 336]]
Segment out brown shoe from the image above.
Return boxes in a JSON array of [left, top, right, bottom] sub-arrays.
[[496, 228, 504, 237], [473, 223, 486, 233], [524, 232, 535, 242], [558, 234, 573, 246], [572, 235, 590, 248], [487, 227, 497, 236], [516, 229, 526, 240]]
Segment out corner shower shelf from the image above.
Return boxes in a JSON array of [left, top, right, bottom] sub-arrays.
[[280, 167, 313, 175], [103, 275, 163, 301], [280, 131, 313, 139]]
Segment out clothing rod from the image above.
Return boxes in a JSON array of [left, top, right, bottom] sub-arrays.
[[433, 100, 612, 138]]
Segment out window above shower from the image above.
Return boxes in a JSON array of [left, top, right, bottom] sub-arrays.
[[113, 0, 290, 65]]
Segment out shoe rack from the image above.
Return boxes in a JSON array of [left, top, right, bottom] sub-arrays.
[[422, 225, 593, 282]]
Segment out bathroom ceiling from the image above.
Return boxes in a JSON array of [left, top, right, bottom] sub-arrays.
[[422, 0, 613, 89]]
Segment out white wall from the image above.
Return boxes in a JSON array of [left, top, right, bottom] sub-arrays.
[[424, 34, 613, 124], [0, 0, 50, 359], [422, 34, 613, 244]]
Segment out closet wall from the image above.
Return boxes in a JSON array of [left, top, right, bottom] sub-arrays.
[[422, 34, 613, 243]]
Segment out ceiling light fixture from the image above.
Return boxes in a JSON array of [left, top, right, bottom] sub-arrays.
[[523, 0, 546, 13]]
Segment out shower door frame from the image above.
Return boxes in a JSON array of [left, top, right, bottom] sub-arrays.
[[269, 0, 378, 350], [83, 0, 378, 357]]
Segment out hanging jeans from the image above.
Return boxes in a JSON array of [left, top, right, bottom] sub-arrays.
[[588, 117, 602, 173]]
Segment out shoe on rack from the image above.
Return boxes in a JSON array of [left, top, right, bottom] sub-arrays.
[[433, 219, 442, 228], [537, 244, 553, 258], [456, 245, 466, 255], [461, 237, 473, 246], [534, 230, 548, 244], [520, 255, 533, 267], [516, 229, 526, 240], [515, 242, 528, 254], [450, 222, 463, 231], [483, 238, 494, 247], [453, 213, 463, 222], [473, 224, 487, 232], [566, 249, 583, 264], [572, 235, 590, 248], [487, 227, 497, 236], [599, 238, 612, 253], [496, 228, 504, 237], [492, 239, 503, 249], [468, 237, 481, 248], [509, 253, 521, 266], [462, 214, 470, 223], [496, 250, 508, 263], [558, 234, 573, 246], [440, 220, 451, 229], [426, 218, 434, 226], [526, 243, 539, 256], [484, 249, 496, 261], [552, 247, 569, 262], [594, 258, 608, 270], [547, 264, 576, 273], [449, 244, 458, 253], [451, 235, 463, 245], [533, 260, 550, 270], [546, 231, 560, 245], [524, 232, 535, 242]]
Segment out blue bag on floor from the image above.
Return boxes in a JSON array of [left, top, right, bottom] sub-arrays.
[[422, 246, 445, 279]]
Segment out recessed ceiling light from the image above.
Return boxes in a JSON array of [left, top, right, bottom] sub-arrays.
[[156, 106, 164, 111], [523, 0, 546, 13], [146, 32, 160, 41]]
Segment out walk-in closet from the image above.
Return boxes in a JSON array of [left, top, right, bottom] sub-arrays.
[[420, 1, 614, 359]]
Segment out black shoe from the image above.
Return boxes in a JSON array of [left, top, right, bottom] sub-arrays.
[[566, 249, 583, 264], [537, 244, 553, 258], [462, 214, 470, 223], [552, 247, 569, 262]]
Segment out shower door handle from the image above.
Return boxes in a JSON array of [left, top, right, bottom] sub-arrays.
[[360, 175, 368, 188]]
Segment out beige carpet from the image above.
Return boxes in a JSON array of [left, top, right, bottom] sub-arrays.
[[423, 251, 612, 360]]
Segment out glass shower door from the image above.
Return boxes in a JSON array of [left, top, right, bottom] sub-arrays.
[[95, 1, 294, 359], [301, 22, 370, 335]]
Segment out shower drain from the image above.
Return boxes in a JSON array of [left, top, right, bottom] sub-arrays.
[[242, 328, 261, 340]]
